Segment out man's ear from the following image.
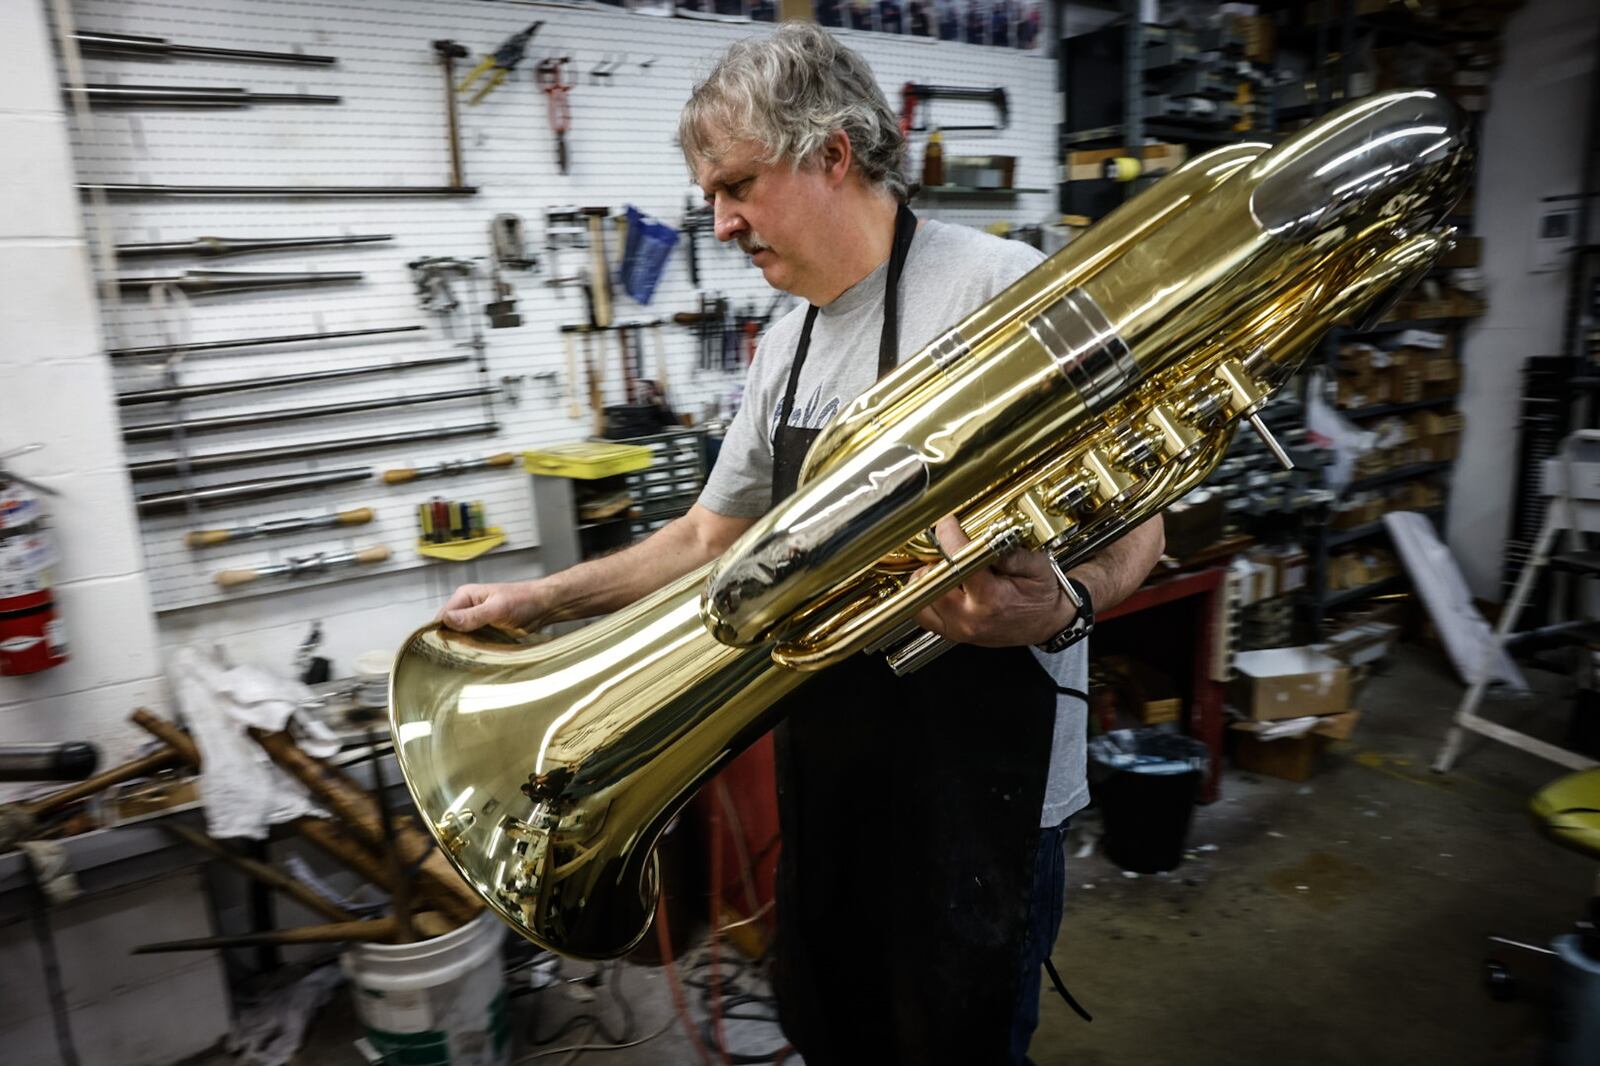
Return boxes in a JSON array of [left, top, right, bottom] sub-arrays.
[[820, 129, 853, 187]]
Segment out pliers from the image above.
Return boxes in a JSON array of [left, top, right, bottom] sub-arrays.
[[458, 22, 542, 105]]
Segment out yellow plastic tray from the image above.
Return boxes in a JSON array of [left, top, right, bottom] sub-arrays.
[[522, 442, 654, 479], [417, 530, 506, 562]]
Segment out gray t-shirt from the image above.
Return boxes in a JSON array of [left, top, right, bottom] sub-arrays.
[[699, 219, 1089, 828]]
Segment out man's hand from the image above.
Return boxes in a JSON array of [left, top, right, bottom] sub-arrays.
[[438, 580, 549, 633], [913, 515, 1073, 647]]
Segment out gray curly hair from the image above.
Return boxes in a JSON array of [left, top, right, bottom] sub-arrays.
[[679, 23, 908, 201]]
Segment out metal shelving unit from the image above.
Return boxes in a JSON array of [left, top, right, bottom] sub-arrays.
[[622, 427, 707, 539], [1324, 575, 1407, 610], [1338, 395, 1459, 421], [1327, 507, 1443, 549]]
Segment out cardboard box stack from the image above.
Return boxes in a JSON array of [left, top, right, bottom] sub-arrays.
[[1334, 328, 1462, 490], [1327, 546, 1401, 592], [1229, 647, 1360, 782]]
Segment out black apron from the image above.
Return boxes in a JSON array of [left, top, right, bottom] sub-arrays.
[[769, 203, 1062, 1064]]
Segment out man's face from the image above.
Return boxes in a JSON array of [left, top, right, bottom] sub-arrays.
[[695, 136, 834, 299]]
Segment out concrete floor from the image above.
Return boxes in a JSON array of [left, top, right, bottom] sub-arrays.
[[250, 643, 1595, 1065]]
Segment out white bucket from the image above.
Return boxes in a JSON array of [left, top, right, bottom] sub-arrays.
[[342, 911, 510, 1066]]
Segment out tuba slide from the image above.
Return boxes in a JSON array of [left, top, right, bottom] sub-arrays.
[[391, 90, 1471, 959]]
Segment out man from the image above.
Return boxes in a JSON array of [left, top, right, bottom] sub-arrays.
[[441, 24, 1164, 1064]]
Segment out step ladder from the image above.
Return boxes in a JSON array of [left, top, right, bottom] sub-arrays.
[[1434, 431, 1600, 773]]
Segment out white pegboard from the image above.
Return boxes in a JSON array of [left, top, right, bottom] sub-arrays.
[[63, 0, 1058, 613]]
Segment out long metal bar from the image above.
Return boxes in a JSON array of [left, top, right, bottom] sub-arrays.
[[185, 507, 374, 548], [216, 545, 389, 588], [116, 234, 393, 259], [117, 270, 362, 296], [82, 184, 478, 198], [73, 30, 338, 66], [128, 422, 499, 480], [108, 324, 422, 360], [124, 387, 496, 442], [118, 355, 469, 406], [80, 84, 341, 108], [136, 468, 372, 515]]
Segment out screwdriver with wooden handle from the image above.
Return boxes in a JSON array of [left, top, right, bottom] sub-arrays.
[[382, 452, 516, 484], [185, 507, 374, 548], [215, 546, 390, 588]]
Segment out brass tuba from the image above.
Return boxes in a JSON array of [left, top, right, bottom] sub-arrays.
[[390, 90, 1471, 959]]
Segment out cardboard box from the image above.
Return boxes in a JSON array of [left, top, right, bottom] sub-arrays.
[[1320, 623, 1399, 668], [1249, 545, 1308, 596], [1231, 710, 1362, 781], [1142, 697, 1182, 727], [1231, 647, 1353, 722], [1091, 654, 1184, 729]]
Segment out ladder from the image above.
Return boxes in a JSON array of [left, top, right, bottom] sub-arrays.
[[1434, 431, 1600, 773]]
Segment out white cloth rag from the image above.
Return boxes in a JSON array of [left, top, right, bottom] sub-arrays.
[[168, 646, 340, 840]]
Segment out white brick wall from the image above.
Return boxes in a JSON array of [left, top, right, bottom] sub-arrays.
[[0, 5, 226, 1061], [0, 3, 170, 775]]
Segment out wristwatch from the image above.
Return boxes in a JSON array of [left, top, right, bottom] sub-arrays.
[[1038, 572, 1094, 653]]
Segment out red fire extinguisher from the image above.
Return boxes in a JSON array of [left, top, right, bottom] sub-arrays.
[[0, 445, 67, 675]]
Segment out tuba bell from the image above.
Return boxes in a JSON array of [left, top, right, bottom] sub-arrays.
[[390, 90, 1472, 959]]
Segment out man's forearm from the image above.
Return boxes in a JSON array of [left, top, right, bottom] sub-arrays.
[[1067, 515, 1165, 614], [540, 516, 722, 623]]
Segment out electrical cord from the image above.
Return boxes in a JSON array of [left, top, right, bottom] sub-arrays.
[[656, 894, 723, 1066], [525, 960, 636, 1048], [515, 1015, 676, 1062]]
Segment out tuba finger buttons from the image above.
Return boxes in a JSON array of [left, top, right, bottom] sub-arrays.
[[1080, 447, 1138, 506], [1147, 405, 1203, 460]]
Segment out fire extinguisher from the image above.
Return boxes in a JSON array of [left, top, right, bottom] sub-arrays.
[[0, 445, 67, 675]]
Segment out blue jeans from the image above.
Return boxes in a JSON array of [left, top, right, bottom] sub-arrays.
[[1009, 817, 1071, 1065]]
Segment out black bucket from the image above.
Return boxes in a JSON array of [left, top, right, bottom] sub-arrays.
[[1089, 730, 1208, 874]]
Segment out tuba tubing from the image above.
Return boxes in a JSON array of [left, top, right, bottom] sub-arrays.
[[391, 90, 1472, 960]]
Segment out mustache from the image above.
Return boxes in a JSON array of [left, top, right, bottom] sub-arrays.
[[738, 235, 772, 256]]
